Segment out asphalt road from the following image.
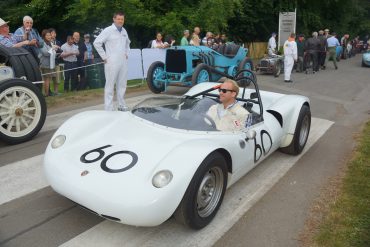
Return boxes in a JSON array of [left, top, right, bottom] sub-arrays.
[[0, 55, 369, 247]]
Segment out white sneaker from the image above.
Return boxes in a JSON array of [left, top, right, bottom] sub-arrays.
[[117, 105, 130, 111]]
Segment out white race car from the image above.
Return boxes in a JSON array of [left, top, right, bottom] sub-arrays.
[[44, 72, 311, 229]]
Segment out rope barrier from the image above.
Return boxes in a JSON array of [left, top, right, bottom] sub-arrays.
[[40, 61, 145, 88]]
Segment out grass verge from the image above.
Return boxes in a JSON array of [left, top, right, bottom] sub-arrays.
[[314, 121, 370, 247], [45, 79, 148, 109]]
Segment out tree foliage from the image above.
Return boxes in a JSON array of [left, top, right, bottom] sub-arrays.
[[0, 0, 369, 47]]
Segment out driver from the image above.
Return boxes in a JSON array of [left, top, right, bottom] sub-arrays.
[[207, 79, 250, 131]]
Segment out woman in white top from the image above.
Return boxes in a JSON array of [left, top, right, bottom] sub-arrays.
[[39, 29, 58, 96], [151, 32, 165, 48]]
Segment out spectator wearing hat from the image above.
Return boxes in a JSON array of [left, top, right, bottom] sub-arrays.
[[180, 30, 190, 46], [324, 32, 340, 70], [0, 18, 30, 47], [268, 32, 277, 56], [324, 29, 330, 38], [14, 16, 43, 61]]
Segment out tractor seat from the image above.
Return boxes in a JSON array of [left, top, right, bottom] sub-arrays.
[[223, 44, 240, 58]]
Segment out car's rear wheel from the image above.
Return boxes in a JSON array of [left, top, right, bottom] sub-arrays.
[[0, 78, 46, 144], [174, 152, 228, 229], [280, 104, 311, 155], [147, 61, 165, 94], [192, 63, 210, 85]]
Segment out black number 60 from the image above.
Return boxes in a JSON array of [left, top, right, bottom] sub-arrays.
[[80, 145, 138, 173]]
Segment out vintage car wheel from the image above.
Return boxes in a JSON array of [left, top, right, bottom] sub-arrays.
[[280, 105, 311, 155], [192, 63, 210, 85], [273, 61, 282, 77], [0, 78, 46, 144], [147, 61, 165, 94], [238, 57, 253, 72], [174, 152, 228, 229]]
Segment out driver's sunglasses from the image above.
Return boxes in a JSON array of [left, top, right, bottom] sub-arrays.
[[218, 88, 234, 93]]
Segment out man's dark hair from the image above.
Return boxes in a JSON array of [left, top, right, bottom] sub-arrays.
[[66, 35, 73, 41], [113, 11, 125, 18], [48, 28, 56, 33]]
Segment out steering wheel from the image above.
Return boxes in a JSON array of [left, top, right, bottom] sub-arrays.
[[203, 114, 217, 129]]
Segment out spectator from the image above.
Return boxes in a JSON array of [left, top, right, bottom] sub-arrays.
[[283, 33, 297, 83], [180, 30, 190, 46], [220, 34, 227, 44], [340, 34, 350, 59], [296, 34, 305, 72], [304, 31, 321, 72], [60, 35, 79, 92], [0, 18, 30, 47], [14, 16, 43, 61], [324, 28, 330, 38], [73, 32, 87, 90], [202, 32, 214, 46], [83, 34, 94, 89], [268, 32, 277, 56], [190, 26, 201, 46], [164, 34, 175, 48], [94, 11, 130, 111], [324, 32, 340, 70], [49, 28, 62, 95], [151, 32, 165, 48], [39, 29, 58, 97], [318, 30, 327, 69]]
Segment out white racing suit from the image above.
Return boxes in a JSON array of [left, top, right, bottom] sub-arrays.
[[207, 103, 249, 131], [283, 39, 297, 81], [94, 24, 130, 111]]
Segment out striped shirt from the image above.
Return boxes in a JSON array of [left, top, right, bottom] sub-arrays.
[[60, 43, 79, 62]]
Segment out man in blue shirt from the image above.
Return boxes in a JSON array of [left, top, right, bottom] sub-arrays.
[[0, 18, 30, 47], [324, 32, 340, 70], [14, 16, 43, 61]]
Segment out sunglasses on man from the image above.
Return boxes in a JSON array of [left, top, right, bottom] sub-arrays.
[[218, 88, 234, 93]]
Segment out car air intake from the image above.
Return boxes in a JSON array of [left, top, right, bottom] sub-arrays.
[[166, 49, 186, 73]]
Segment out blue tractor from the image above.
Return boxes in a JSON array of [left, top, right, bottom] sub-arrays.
[[146, 44, 253, 93]]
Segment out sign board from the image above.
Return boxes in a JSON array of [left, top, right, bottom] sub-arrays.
[[127, 49, 143, 80], [142, 48, 166, 78], [278, 10, 296, 48]]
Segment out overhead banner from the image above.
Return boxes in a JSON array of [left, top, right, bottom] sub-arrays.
[[278, 10, 296, 48]]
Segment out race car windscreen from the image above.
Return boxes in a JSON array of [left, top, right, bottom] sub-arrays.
[[131, 96, 219, 131]]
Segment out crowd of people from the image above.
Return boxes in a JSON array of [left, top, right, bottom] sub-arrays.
[[0, 16, 95, 97], [148, 26, 228, 49], [268, 29, 370, 82]]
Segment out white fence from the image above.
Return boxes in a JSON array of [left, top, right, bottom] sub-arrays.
[[128, 48, 166, 80]]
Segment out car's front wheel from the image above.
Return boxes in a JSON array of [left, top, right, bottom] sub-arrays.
[[0, 78, 46, 144], [273, 61, 282, 77], [192, 63, 210, 85], [280, 104, 311, 155], [147, 61, 165, 94], [174, 152, 228, 229]]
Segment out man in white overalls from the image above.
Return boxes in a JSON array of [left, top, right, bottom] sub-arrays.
[[283, 33, 297, 83], [94, 11, 130, 111]]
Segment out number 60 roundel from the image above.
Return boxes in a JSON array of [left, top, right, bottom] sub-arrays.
[[80, 145, 138, 173]]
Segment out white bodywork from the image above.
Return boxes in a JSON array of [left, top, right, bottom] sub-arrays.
[[44, 82, 309, 227]]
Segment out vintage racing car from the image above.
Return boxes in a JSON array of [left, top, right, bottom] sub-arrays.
[[0, 46, 46, 144], [44, 71, 311, 229], [255, 54, 284, 77], [362, 50, 370, 67], [146, 44, 253, 93]]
